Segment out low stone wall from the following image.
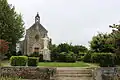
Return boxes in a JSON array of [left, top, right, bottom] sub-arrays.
[[0, 67, 56, 80], [94, 67, 120, 80], [0, 67, 120, 80]]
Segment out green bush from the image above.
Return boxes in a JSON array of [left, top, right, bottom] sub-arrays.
[[10, 56, 28, 66], [39, 54, 43, 62], [91, 53, 114, 67], [83, 52, 92, 62], [0, 77, 21, 80], [66, 52, 76, 62], [57, 52, 66, 62], [28, 57, 39, 66], [114, 55, 120, 65], [77, 56, 84, 61], [78, 52, 86, 56]]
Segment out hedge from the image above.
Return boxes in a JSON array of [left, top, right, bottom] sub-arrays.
[[10, 56, 28, 66], [28, 57, 39, 66], [91, 53, 114, 67]]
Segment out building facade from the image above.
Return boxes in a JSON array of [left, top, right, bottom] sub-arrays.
[[20, 13, 51, 60]]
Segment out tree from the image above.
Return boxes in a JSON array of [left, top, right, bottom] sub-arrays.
[[0, 0, 24, 53], [57, 43, 72, 53], [109, 24, 120, 55], [72, 45, 88, 54], [89, 32, 114, 53]]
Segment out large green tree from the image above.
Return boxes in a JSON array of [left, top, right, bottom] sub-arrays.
[[109, 24, 120, 55], [0, 0, 24, 52], [89, 32, 114, 53]]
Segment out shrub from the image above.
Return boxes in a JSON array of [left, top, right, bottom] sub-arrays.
[[10, 56, 28, 66], [77, 52, 86, 61], [91, 53, 114, 67], [28, 57, 39, 66], [78, 52, 86, 56], [51, 52, 59, 62], [39, 54, 43, 62], [66, 52, 76, 62], [58, 52, 67, 62], [0, 77, 21, 80], [83, 52, 92, 62], [77, 56, 84, 61], [114, 55, 120, 65]]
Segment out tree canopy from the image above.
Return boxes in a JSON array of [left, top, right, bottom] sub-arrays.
[[89, 23, 120, 54], [0, 0, 24, 52]]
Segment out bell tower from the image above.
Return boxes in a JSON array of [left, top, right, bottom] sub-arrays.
[[35, 12, 40, 23]]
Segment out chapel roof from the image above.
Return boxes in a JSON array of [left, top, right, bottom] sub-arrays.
[[27, 13, 48, 33]]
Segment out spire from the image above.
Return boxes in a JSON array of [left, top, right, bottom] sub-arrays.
[[35, 12, 40, 23]]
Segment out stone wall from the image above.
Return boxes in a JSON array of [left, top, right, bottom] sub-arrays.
[[0, 67, 120, 80], [94, 67, 120, 80], [0, 67, 56, 80]]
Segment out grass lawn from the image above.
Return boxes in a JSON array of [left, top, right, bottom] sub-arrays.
[[38, 61, 98, 67], [1, 60, 98, 67]]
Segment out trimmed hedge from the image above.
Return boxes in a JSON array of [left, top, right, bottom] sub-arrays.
[[10, 56, 28, 66], [91, 53, 114, 67], [28, 57, 39, 66]]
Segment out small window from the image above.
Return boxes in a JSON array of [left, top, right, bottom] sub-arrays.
[[35, 34, 39, 41]]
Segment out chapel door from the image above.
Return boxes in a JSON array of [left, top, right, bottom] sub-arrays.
[[34, 47, 39, 52]]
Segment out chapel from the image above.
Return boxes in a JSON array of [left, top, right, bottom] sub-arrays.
[[20, 13, 51, 60]]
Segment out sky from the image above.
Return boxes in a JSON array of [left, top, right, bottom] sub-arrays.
[[8, 0, 120, 48]]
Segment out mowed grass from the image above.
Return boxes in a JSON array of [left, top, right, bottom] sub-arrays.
[[38, 62, 98, 67], [1, 60, 98, 67]]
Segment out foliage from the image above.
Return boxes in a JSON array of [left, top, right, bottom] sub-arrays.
[[10, 56, 28, 66], [77, 56, 84, 61], [39, 54, 43, 62], [83, 52, 92, 62], [89, 33, 114, 53], [0, 77, 21, 80], [114, 55, 120, 65], [28, 52, 43, 62], [0, 39, 9, 54], [50, 44, 59, 61], [91, 53, 114, 67], [58, 52, 67, 62], [71, 45, 88, 54], [0, 0, 24, 54], [52, 51, 77, 62], [28, 57, 39, 66], [50, 43, 88, 62], [65, 51, 77, 62], [57, 43, 72, 53], [109, 24, 120, 55]]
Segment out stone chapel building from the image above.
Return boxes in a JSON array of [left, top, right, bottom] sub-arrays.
[[20, 13, 51, 60]]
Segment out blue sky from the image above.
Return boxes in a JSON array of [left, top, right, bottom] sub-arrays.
[[8, 0, 120, 48]]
